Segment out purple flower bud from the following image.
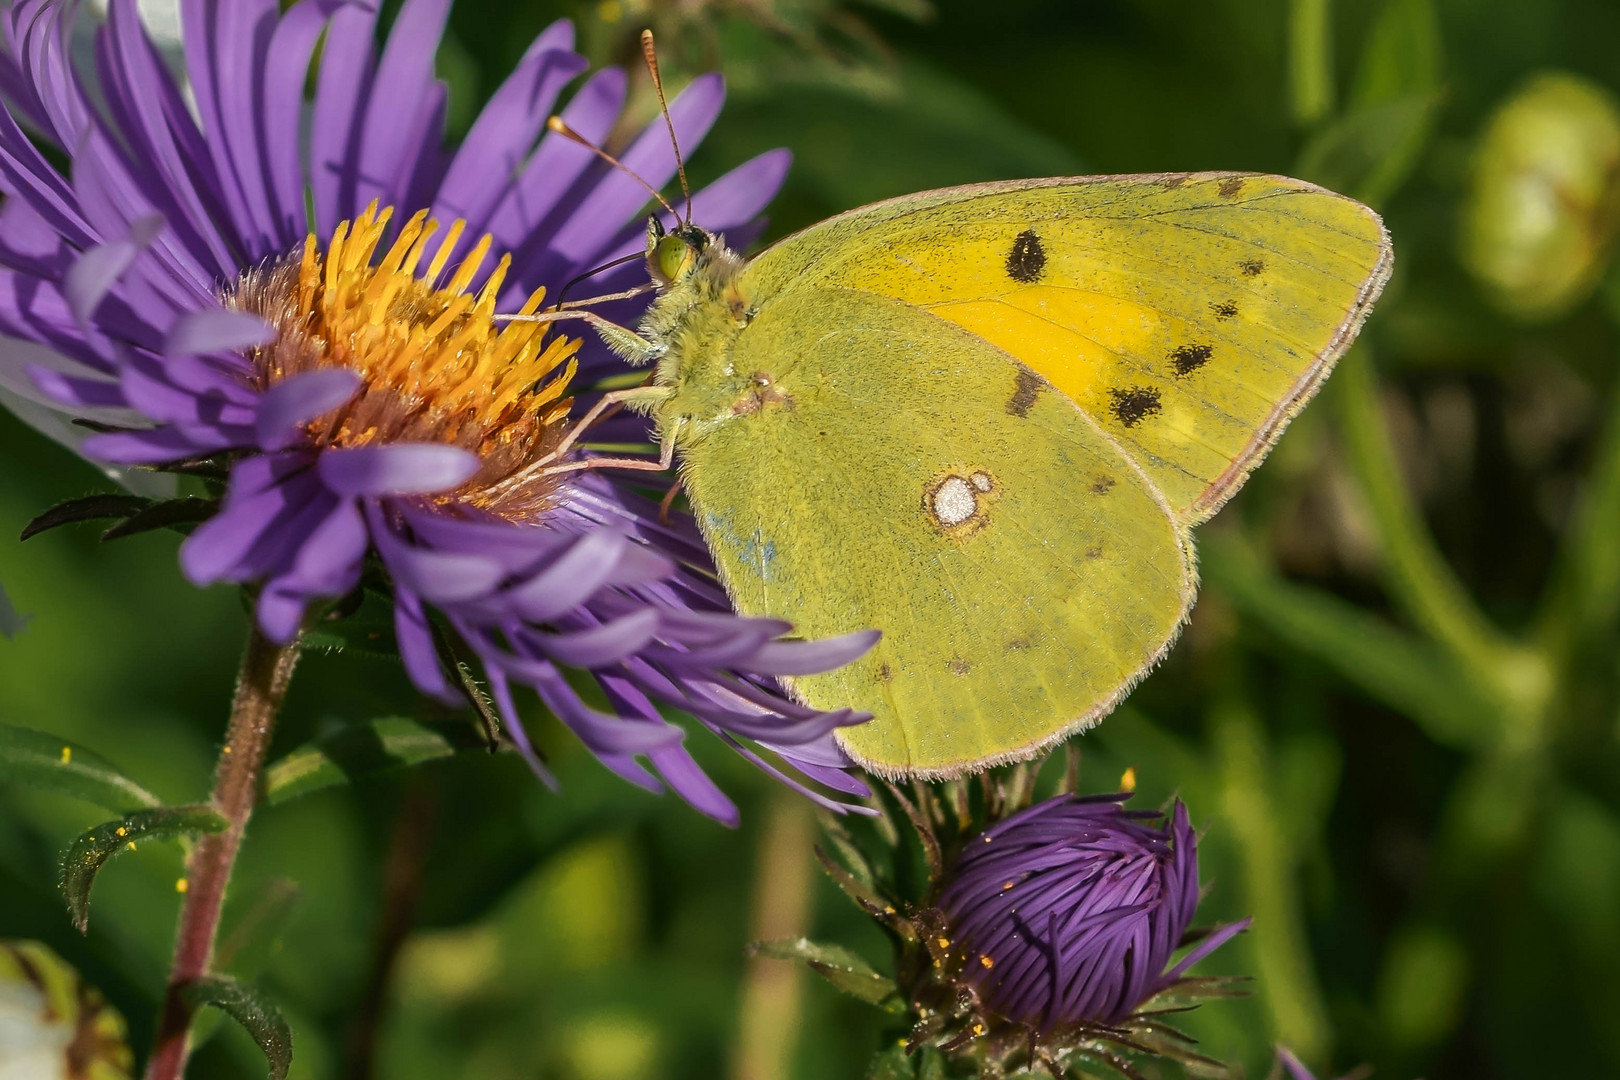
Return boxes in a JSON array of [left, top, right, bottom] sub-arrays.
[[934, 793, 1249, 1031]]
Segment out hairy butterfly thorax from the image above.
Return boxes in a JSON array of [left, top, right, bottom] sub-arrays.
[[638, 220, 766, 440]]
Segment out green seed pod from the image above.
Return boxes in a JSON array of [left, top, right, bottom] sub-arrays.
[[0, 941, 133, 1080], [1461, 72, 1620, 322]]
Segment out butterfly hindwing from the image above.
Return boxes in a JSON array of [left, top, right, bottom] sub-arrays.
[[743, 173, 1392, 522], [678, 286, 1194, 777]]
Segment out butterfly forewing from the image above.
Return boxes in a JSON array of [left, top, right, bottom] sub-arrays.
[[746, 173, 1392, 523]]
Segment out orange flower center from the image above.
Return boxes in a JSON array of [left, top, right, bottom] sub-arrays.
[[227, 202, 580, 520]]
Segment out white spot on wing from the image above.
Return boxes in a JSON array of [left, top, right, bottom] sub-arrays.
[[970, 472, 993, 492], [932, 476, 977, 526]]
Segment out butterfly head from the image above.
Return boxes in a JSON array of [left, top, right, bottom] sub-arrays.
[[646, 217, 713, 287]]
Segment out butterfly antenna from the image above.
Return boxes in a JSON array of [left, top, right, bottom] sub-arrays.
[[553, 250, 653, 309], [545, 115, 679, 220], [640, 29, 692, 225]]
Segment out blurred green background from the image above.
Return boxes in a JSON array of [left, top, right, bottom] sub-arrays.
[[4, 0, 1620, 1077]]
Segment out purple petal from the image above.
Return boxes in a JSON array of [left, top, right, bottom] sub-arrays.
[[353, 0, 451, 214], [263, 0, 347, 243], [288, 496, 367, 592], [430, 34, 585, 248], [163, 308, 275, 357], [648, 743, 739, 826], [1162, 918, 1251, 983], [393, 585, 460, 704], [532, 610, 660, 668], [62, 215, 164, 323], [316, 443, 479, 496], [309, 2, 379, 236], [736, 630, 880, 676], [257, 582, 307, 643], [255, 368, 361, 450], [493, 528, 632, 622], [82, 424, 231, 464], [544, 73, 725, 267], [1276, 1049, 1319, 1080], [100, 0, 241, 280], [380, 543, 505, 604], [180, 459, 317, 582], [487, 66, 625, 272]]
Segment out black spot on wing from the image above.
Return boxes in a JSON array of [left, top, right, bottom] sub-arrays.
[[1212, 300, 1239, 320], [1239, 257, 1266, 277], [1005, 229, 1046, 283], [1109, 387, 1162, 428], [1218, 176, 1245, 198], [876, 663, 893, 683], [1006, 367, 1044, 417], [1090, 474, 1116, 495], [1170, 343, 1213, 376], [947, 658, 972, 676]]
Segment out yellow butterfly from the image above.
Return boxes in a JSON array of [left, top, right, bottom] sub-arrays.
[[577, 169, 1389, 780]]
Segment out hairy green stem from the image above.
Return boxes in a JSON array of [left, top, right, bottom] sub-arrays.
[[145, 625, 300, 1080]]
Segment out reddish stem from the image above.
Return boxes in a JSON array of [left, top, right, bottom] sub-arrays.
[[145, 626, 300, 1080]]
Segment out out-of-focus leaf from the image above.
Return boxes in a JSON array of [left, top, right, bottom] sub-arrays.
[[302, 606, 400, 658], [717, 57, 1082, 216], [866, 1042, 917, 1080], [61, 805, 227, 933], [1297, 91, 1441, 208], [179, 974, 293, 1080], [1373, 924, 1469, 1053], [1352, 0, 1442, 107], [750, 937, 902, 1009], [98, 496, 217, 540], [0, 723, 162, 812], [1204, 537, 1504, 749], [260, 717, 490, 806], [215, 878, 302, 980], [20, 493, 150, 540]]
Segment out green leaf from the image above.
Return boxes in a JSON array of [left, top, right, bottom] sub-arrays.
[[0, 723, 162, 812], [1351, 0, 1442, 107], [1296, 91, 1441, 209], [750, 937, 903, 1009], [1203, 537, 1505, 749], [61, 805, 228, 933], [20, 493, 150, 541], [99, 496, 218, 540], [180, 974, 292, 1080], [866, 1043, 917, 1080], [302, 597, 399, 658], [260, 717, 490, 806]]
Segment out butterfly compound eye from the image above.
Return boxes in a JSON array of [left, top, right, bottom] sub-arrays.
[[653, 234, 697, 285]]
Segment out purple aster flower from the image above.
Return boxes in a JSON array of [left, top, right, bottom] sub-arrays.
[[933, 793, 1248, 1033], [0, 0, 876, 824]]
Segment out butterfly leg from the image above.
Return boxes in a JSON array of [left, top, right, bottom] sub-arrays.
[[657, 479, 683, 524], [541, 426, 677, 476], [495, 308, 664, 365]]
